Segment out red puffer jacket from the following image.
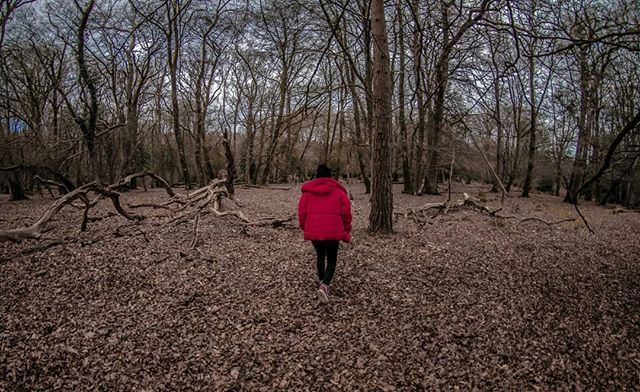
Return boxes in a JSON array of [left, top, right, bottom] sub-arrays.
[[298, 177, 352, 242]]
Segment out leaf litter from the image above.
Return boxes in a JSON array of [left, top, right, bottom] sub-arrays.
[[0, 182, 639, 390]]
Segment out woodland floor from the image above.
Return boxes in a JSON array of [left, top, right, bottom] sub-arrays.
[[0, 182, 639, 391]]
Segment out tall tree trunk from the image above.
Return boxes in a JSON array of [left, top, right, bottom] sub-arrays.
[[522, 35, 538, 197], [362, 1, 374, 152], [75, 0, 100, 184], [336, 88, 345, 178], [491, 77, 504, 192], [243, 94, 256, 184], [345, 56, 371, 193], [411, 0, 425, 194], [397, 0, 412, 193], [368, 0, 394, 233], [421, 0, 492, 194], [194, 112, 205, 186], [222, 129, 236, 195], [324, 71, 333, 163], [194, 63, 206, 186], [489, 34, 503, 192], [506, 99, 524, 192], [422, 3, 450, 195], [75, 0, 102, 184], [167, 0, 190, 189], [591, 85, 603, 201], [259, 62, 288, 185], [565, 46, 591, 203], [9, 172, 28, 201], [254, 113, 269, 184]]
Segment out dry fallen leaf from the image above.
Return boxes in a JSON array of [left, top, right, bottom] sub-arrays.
[[0, 184, 638, 390]]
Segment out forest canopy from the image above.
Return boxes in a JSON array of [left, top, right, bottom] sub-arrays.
[[0, 0, 638, 207]]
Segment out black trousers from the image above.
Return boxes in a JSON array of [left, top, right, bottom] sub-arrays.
[[312, 240, 339, 285]]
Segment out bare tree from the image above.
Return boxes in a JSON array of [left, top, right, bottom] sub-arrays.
[[421, 0, 495, 195], [0, 0, 33, 49]]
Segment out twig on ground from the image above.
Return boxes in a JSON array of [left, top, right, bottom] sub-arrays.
[[240, 184, 291, 191], [191, 212, 200, 249]]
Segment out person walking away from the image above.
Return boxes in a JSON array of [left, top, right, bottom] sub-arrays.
[[298, 164, 352, 303]]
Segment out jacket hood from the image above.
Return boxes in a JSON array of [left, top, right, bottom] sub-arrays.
[[301, 177, 347, 195]]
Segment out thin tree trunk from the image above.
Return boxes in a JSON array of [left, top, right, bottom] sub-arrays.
[[259, 70, 288, 185], [411, 0, 425, 194], [565, 47, 591, 203], [422, 3, 450, 195], [397, 0, 412, 193], [222, 129, 235, 195], [490, 41, 503, 192], [522, 35, 538, 197], [75, 0, 100, 184], [167, 1, 190, 189], [345, 56, 370, 193], [324, 71, 332, 163], [243, 94, 256, 184]]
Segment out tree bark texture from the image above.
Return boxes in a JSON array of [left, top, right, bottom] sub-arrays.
[[75, 0, 101, 184], [368, 0, 394, 234], [522, 33, 538, 198], [397, 0, 412, 194], [167, 0, 191, 190]]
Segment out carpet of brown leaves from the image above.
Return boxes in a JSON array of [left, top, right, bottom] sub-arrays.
[[1, 183, 639, 390]]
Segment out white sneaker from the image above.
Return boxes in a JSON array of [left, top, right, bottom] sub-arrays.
[[317, 283, 329, 303]]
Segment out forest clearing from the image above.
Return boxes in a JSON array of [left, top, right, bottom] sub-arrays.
[[1, 182, 638, 390], [1, 0, 639, 389]]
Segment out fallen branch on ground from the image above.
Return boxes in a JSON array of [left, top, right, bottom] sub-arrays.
[[248, 214, 296, 228], [33, 175, 69, 197], [108, 171, 175, 197], [0, 172, 293, 246], [519, 217, 576, 225], [0, 182, 143, 243], [394, 193, 486, 221], [239, 184, 291, 191], [612, 207, 640, 214], [113, 225, 150, 242], [127, 202, 177, 213], [395, 193, 577, 227]]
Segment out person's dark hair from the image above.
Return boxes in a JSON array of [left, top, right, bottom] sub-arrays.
[[316, 164, 332, 178]]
